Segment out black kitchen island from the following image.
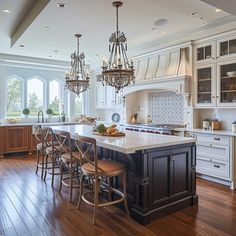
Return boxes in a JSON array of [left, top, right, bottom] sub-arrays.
[[50, 125, 198, 225]]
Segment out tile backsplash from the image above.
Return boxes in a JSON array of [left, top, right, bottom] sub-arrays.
[[149, 91, 184, 125]]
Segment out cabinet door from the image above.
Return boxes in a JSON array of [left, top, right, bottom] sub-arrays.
[[194, 64, 216, 107], [96, 83, 105, 108], [105, 86, 115, 107], [217, 60, 236, 107], [5, 126, 29, 152], [194, 42, 215, 64], [217, 36, 236, 60]]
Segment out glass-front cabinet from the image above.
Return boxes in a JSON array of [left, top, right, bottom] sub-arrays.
[[194, 64, 216, 107], [218, 36, 236, 59], [194, 42, 215, 64], [217, 61, 236, 107]]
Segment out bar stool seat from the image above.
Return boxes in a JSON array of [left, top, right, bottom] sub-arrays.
[[61, 152, 81, 164], [82, 160, 126, 176]]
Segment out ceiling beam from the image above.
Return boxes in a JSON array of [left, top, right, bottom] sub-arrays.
[[201, 0, 236, 16], [11, 0, 50, 47]]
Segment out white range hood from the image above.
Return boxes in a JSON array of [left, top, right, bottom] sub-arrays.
[[123, 44, 192, 96]]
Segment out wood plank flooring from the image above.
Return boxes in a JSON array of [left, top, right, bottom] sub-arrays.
[[0, 154, 235, 236]]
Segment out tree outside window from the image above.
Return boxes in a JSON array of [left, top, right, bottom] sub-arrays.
[[6, 77, 22, 117], [74, 95, 83, 115], [27, 78, 44, 116], [48, 80, 61, 115]]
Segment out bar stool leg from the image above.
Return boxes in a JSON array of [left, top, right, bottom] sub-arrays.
[[44, 153, 48, 181], [93, 176, 99, 225], [76, 174, 84, 209], [51, 154, 55, 187], [59, 162, 63, 192], [123, 172, 130, 216], [35, 149, 39, 174], [41, 155, 45, 179]]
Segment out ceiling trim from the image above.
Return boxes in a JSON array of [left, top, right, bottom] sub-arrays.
[[11, 0, 50, 47]]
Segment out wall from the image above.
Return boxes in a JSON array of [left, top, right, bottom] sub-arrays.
[[194, 108, 236, 131]]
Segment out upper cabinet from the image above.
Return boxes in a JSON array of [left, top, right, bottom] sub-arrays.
[[194, 42, 216, 64], [193, 32, 236, 108], [217, 36, 236, 60], [133, 46, 190, 82]]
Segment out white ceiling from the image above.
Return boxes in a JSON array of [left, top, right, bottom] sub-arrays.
[[0, 0, 236, 69]]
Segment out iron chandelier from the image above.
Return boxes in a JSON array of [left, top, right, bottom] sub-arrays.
[[65, 34, 89, 96], [101, 1, 135, 93]]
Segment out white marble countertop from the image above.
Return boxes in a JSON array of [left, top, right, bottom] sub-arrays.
[[175, 128, 236, 137], [50, 124, 195, 154]]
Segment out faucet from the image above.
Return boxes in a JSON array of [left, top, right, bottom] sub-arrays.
[[37, 111, 44, 123]]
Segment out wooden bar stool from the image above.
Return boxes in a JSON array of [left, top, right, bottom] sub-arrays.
[[76, 135, 130, 225], [55, 130, 81, 202], [43, 127, 61, 187], [34, 125, 47, 179]]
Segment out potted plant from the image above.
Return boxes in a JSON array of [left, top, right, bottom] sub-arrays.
[[46, 108, 53, 122], [22, 108, 30, 118]]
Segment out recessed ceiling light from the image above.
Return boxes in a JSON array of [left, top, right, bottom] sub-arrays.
[[152, 27, 156, 31], [215, 9, 222, 13], [57, 3, 66, 8], [200, 16, 205, 20], [2, 9, 11, 13], [161, 31, 166, 35], [54, 50, 58, 53], [191, 12, 198, 16], [20, 45, 24, 47], [45, 26, 50, 29]]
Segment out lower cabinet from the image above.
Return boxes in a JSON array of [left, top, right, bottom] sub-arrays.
[[193, 132, 234, 187], [5, 126, 30, 153], [0, 125, 35, 157]]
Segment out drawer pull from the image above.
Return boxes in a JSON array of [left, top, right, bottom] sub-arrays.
[[214, 164, 220, 168], [214, 138, 220, 141]]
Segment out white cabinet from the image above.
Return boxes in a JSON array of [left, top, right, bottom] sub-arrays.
[[96, 82, 122, 109], [193, 133, 234, 185], [194, 64, 216, 107], [96, 83, 105, 108], [193, 34, 236, 108], [194, 42, 216, 64]]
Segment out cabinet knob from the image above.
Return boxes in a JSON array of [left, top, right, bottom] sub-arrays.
[[214, 164, 220, 168], [214, 137, 220, 141], [212, 96, 215, 98]]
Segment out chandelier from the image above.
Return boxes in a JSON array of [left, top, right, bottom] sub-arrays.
[[65, 34, 89, 96], [101, 1, 135, 93]]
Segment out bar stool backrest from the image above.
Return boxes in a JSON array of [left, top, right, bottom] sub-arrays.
[[53, 130, 71, 156], [75, 135, 98, 174]]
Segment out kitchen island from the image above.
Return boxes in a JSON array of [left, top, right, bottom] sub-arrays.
[[51, 124, 198, 224]]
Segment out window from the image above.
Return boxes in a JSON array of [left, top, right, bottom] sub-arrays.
[[27, 78, 44, 116], [74, 95, 83, 115], [6, 77, 22, 117], [48, 80, 61, 115]]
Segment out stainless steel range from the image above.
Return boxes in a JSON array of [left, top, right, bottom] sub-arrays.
[[122, 124, 185, 135]]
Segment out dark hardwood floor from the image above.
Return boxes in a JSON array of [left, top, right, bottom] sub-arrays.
[[0, 154, 235, 236]]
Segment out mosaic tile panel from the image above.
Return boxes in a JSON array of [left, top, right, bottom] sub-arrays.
[[149, 91, 184, 125]]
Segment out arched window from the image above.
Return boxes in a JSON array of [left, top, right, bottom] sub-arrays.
[[6, 77, 22, 117], [48, 80, 61, 115], [27, 78, 44, 116]]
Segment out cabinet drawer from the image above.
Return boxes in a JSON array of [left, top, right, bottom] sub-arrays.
[[197, 143, 229, 162], [196, 134, 230, 145], [196, 156, 230, 179]]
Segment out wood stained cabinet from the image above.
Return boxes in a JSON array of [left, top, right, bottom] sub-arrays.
[[0, 127, 5, 157], [5, 126, 29, 153]]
